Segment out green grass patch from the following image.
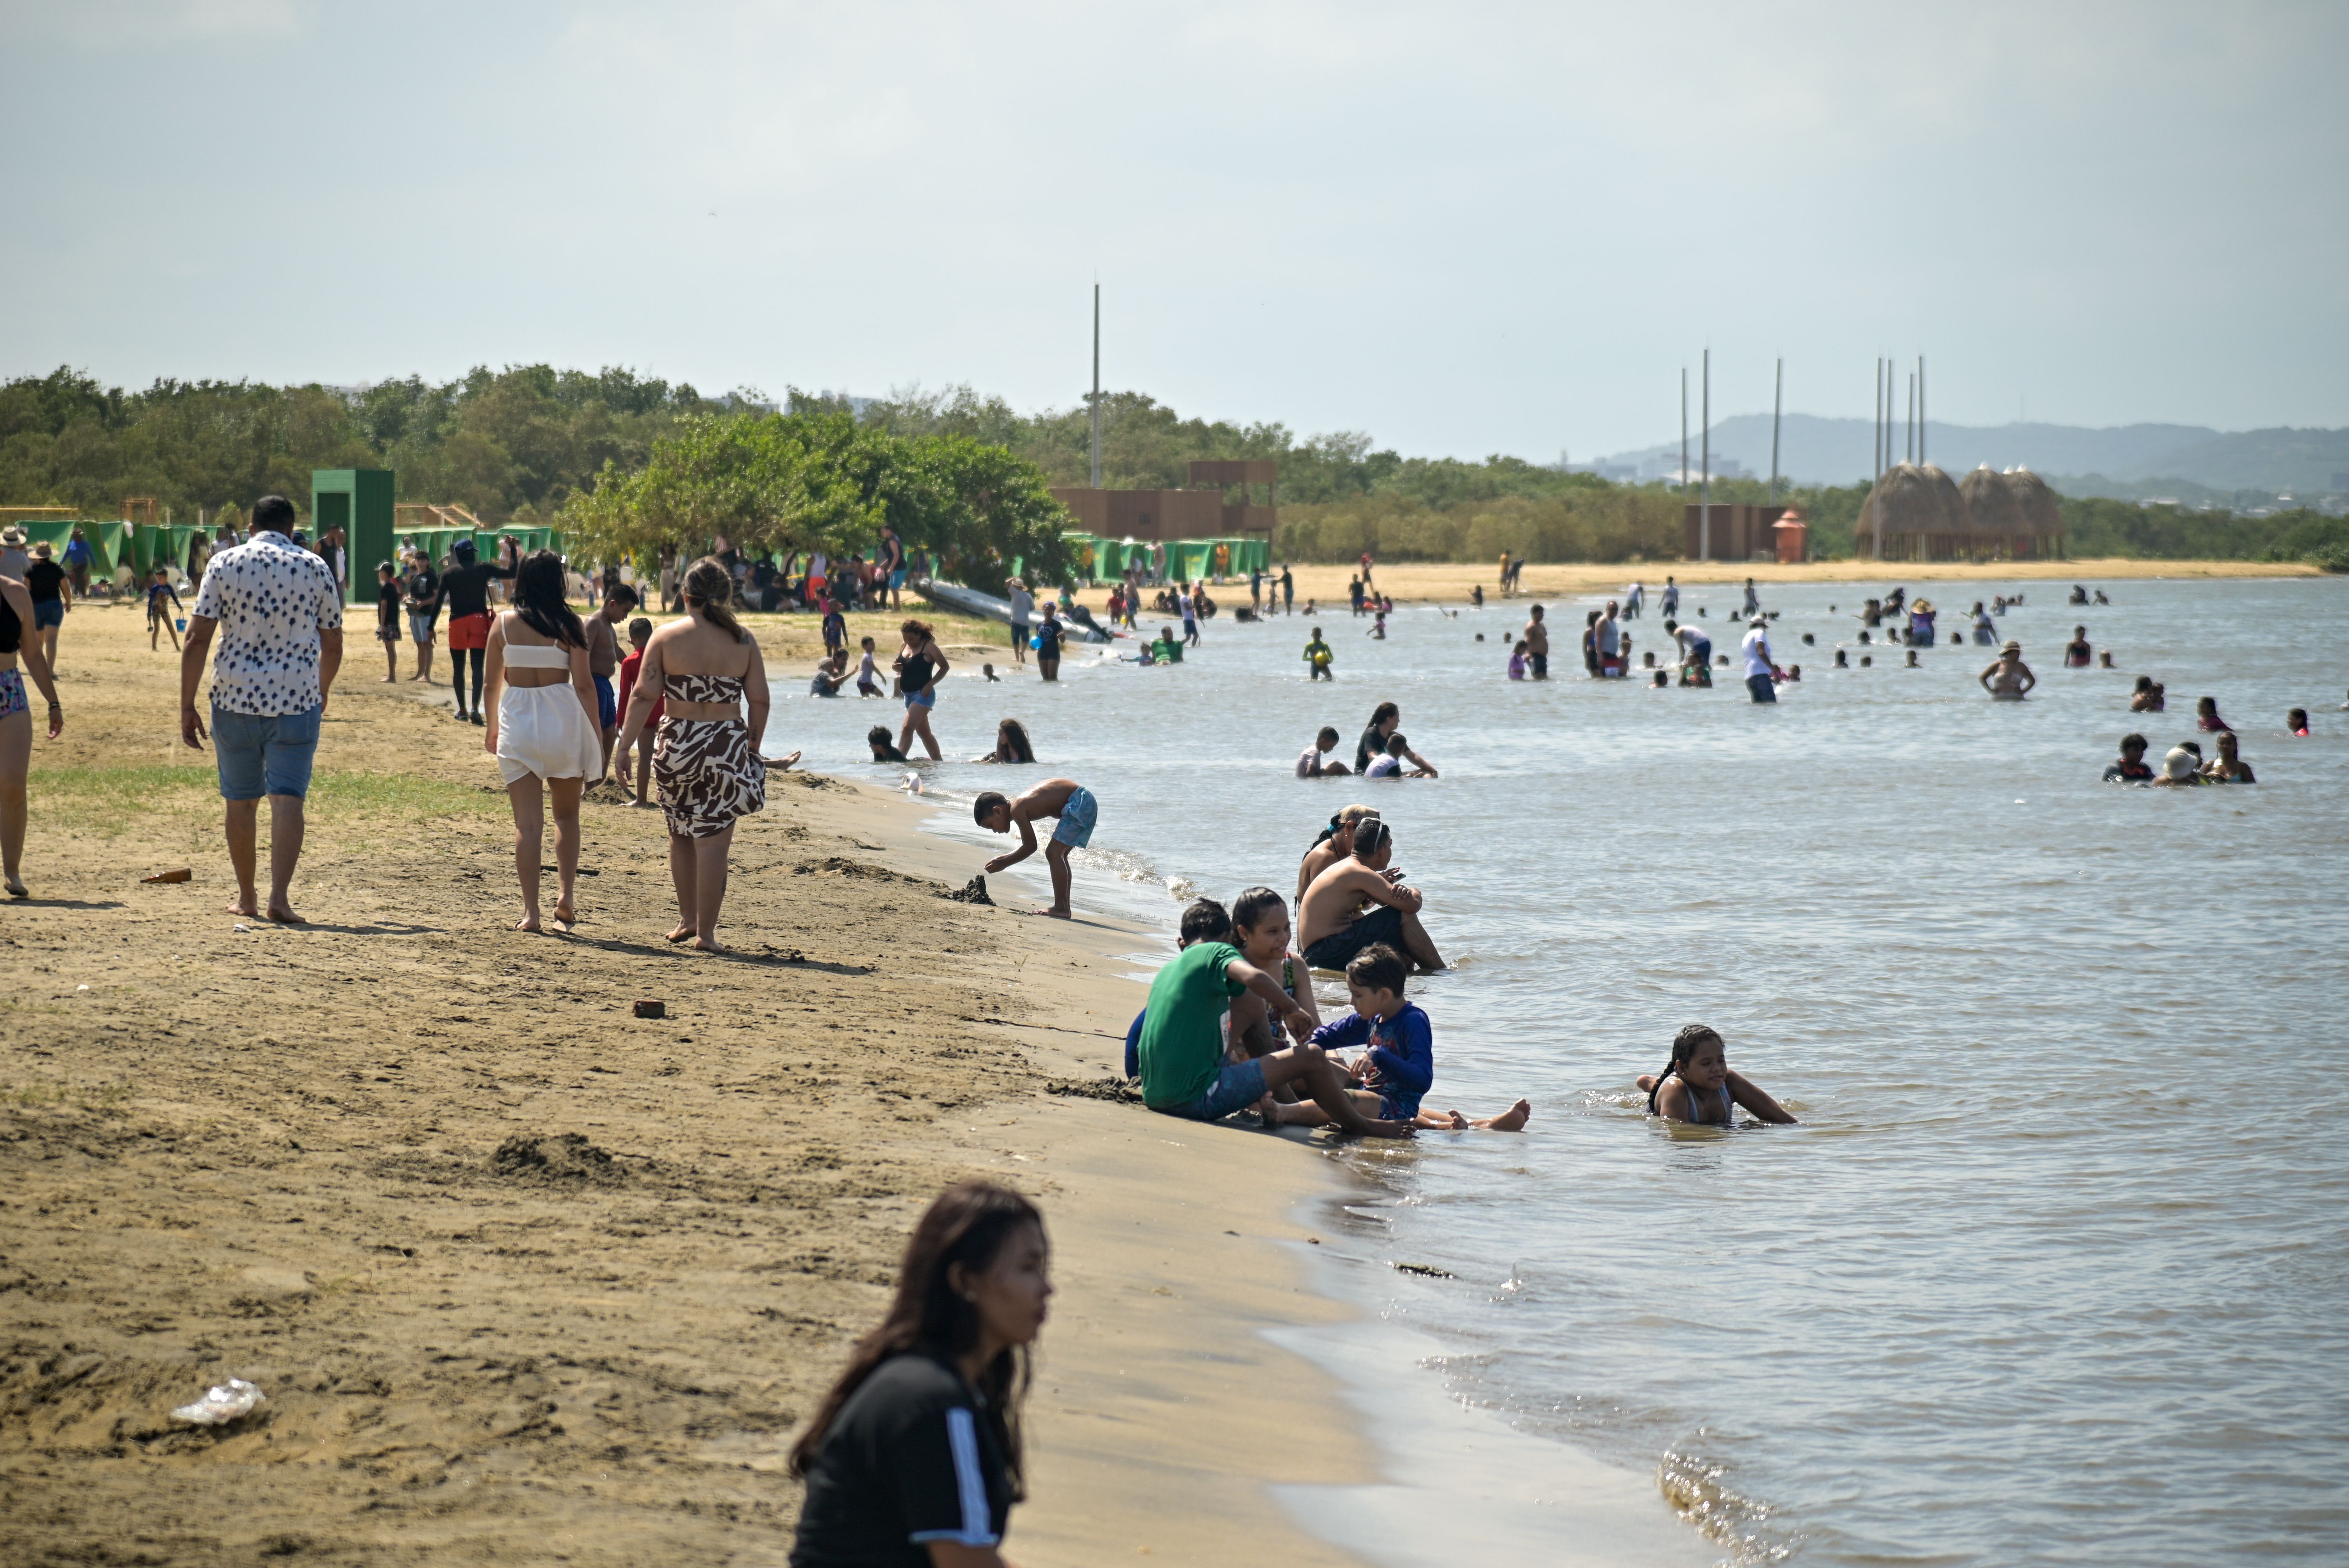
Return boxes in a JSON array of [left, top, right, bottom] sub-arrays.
[[30, 764, 497, 835]]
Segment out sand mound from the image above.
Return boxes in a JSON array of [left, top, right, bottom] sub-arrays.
[[489, 1133, 624, 1185]]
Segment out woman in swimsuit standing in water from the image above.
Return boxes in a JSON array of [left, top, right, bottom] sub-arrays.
[[613, 559, 770, 952], [1979, 640, 2035, 700], [893, 618, 950, 761]]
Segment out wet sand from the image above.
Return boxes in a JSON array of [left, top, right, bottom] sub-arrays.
[[0, 604, 1375, 1564]]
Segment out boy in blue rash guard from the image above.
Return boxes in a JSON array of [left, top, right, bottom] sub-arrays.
[[1266, 945, 1530, 1131]]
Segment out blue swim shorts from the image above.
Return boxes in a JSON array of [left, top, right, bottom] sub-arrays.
[[1052, 785, 1097, 849], [212, 703, 322, 801], [1746, 672, 1778, 704], [1150, 1056, 1267, 1122], [592, 673, 617, 729], [889, 569, 906, 590]]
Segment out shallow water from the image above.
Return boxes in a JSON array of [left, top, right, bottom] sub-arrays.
[[772, 576, 2349, 1567]]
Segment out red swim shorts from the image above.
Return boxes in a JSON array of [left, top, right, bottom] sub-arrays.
[[447, 612, 492, 651]]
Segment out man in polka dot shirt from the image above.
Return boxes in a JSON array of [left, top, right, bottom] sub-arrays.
[[180, 494, 344, 923]]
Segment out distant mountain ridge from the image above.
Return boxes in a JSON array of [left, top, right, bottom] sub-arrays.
[[1597, 415, 2349, 495]]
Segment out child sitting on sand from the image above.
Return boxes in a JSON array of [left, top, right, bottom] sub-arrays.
[[1265, 945, 1528, 1132], [1134, 900, 1408, 1137], [1223, 886, 1320, 1060], [974, 779, 1096, 918], [1637, 1024, 1797, 1126]]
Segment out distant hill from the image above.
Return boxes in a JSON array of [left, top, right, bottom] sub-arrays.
[[1596, 415, 2349, 496]]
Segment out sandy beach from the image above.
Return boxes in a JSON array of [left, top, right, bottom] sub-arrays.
[[0, 603, 1388, 1563]]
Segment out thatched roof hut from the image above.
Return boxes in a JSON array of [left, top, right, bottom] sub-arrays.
[[2005, 467, 2063, 537], [1959, 464, 2025, 535], [1858, 462, 2065, 561]]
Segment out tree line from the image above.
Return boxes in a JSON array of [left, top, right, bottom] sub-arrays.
[[4, 365, 2342, 572]]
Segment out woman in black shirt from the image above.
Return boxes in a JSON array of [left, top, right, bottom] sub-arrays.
[[790, 1184, 1051, 1568]]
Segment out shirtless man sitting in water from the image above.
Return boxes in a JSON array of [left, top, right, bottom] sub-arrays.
[[1298, 816, 1444, 973], [1296, 804, 1378, 903], [974, 778, 1097, 918]]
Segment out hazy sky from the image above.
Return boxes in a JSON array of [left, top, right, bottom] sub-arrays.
[[4, 0, 2344, 458]]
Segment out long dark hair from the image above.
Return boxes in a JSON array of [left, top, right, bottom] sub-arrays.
[[1367, 701, 1398, 730], [789, 1183, 1044, 1492], [996, 719, 1034, 763], [1647, 1024, 1723, 1114], [513, 549, 587, 647], [684, 558, 745, 641]]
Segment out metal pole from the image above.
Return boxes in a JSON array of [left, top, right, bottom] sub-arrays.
[[1680, 368, 1689, 493], [1089, 283, 1102, 489], [1770, 356, 1782, 505], [1874, 358, 1884, 479], [1918, 355, 1926, 467], [1906, 372, 1915, 465], [1700, 347, 1711, 563]]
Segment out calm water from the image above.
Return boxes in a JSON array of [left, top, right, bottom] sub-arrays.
[[772, 576, 2349, 1567]]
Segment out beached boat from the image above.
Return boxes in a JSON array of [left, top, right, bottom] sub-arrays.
[[912, 577, 1121, 643]]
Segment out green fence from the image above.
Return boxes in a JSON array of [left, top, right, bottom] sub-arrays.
[[1060, 532, 1269, 584]]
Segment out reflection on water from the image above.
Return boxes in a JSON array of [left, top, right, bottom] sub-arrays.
[[774, 576, 2349, 1566]]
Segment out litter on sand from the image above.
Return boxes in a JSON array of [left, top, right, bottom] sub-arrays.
[[171, 1379, 266, 1426]]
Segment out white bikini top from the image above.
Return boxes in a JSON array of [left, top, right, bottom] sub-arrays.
[[503, 642, 573, 668]]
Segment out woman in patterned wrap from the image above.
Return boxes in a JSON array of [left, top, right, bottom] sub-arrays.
[[613, 558, 770, 952]]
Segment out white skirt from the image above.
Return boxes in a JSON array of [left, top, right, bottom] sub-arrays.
[[496, 682, 601, 785]]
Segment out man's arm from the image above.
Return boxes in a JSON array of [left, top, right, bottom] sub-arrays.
[[316, 629, 343, 713], [1354, 867, 1423, 913], [179, 617, 217, 747]]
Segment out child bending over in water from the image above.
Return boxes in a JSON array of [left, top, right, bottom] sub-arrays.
[[975, 778, 1096, 918], [1638, 1024, 1796, 1126], [1265, 944, 1530, 1132]]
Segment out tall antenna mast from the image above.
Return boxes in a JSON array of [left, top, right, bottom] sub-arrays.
[[1770, 356, 1783, 505], [1089, 282, 1103, 489], [1905, 371, 1915, 465], [1700, 347, 1711, 563], [1917, 355, 1927, 467], [1680, 368, 1689, 494], [1874, 358, 1884, 479]]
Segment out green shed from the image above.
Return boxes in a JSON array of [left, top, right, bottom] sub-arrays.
[[312, 469, 395, 604]]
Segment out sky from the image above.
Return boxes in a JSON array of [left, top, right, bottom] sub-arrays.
[[3, 0, 2345, 460]]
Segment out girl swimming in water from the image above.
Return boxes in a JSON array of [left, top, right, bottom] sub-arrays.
[[1637, 1025, 1797, 1126]]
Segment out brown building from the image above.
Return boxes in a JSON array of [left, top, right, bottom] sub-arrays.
[[1052, 460, 1278, 545], [1683, 503, 1792, 562]]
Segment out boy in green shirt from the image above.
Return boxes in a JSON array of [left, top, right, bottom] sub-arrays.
[[1137, 898, 1410, 1137], [1302, 627, 1333, 681]]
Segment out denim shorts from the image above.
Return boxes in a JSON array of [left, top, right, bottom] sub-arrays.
[[212, 703, 321, 800], [904, 689, 935, 710], [408, 610, 437, 643], [1149, 1056, 1267, 1122], [33, 599, 64, 630], [1051, 785, 1097, 849]]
